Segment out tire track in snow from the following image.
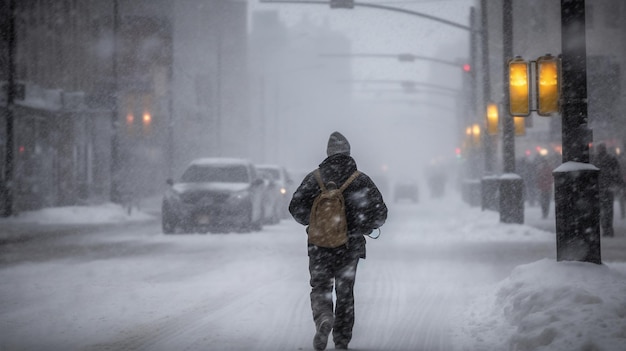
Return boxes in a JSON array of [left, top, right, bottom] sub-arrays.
[[82, 259, 310, 351]]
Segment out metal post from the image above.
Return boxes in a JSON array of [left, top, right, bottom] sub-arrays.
[[110, 0, 122, 204], [2, 0, 16, 217], [216, 18, 222, 157], [480, 0, 494, 174], [554, 0, 601, 264], [479, 0, 500, 212], [499, 0, 524, 224], [501, 0, 515, 175], [167, 49, 174, 179]]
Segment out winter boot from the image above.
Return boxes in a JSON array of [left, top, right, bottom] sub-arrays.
[[313, 317, 333, 350]]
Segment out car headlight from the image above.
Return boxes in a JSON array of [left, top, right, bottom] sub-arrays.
[[280, 187, 287, 195]]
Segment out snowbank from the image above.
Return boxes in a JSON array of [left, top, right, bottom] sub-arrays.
[[458, 259, 626, 351], [0, 202, 154, 225]]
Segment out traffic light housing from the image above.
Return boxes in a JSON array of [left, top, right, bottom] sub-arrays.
[[536, 54, 560, 116], [508, 57, 530, 116]]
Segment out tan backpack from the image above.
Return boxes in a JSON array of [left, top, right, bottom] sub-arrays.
[[307, 169, 360, 248]]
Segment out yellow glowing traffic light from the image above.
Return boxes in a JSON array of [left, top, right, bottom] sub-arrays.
[[509, 57, 530, 116], [536, 55, 560, 116], [486, 102, 499, 135]]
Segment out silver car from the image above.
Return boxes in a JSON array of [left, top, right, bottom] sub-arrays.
[[162, 158, 265, 233], [256, 164, 294, 220]]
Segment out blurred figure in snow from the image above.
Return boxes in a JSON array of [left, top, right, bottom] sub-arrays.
[[536, 157, 553, 219], [617, 151, 626, 219], [593, 143, 624, 237]]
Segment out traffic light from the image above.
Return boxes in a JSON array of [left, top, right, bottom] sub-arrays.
[[508, 57, 530, 116], [486, 102, 499, 135], [536, 54, 560, 116], [463, 63, 471, 73]]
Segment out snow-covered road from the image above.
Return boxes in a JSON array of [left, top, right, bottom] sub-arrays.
[[1, 195, 625, 351]]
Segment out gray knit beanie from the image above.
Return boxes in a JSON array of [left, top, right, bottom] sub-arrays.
[[326, 131, 351, 156]]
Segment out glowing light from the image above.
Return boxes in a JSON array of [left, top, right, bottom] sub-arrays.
[[486, 103, 499, 135], [537, 55, 560, 116], [472, 124, 481, 136], [126, 113, 134, 125], [509, 58, 530, 116]]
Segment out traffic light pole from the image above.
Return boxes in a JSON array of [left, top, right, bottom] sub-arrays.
[[319, 53, 466, 70], [1, 0, 16, 217], [261, 0, 471, 31], [480, 0, 494, 175], [110, 0, 122, 204], [553, 0, 601, 264], [499, 0, 524, 224]]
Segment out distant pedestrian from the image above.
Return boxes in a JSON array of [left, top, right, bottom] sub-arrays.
[[289, 131, 388, 351], [617, 152, 626, 219], [518, 157, 537, 206], [594, 143, 624, 237], [536, 157, 553, 219]]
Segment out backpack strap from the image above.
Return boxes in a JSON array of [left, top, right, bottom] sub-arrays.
[[313, 169, 326, 191], [339, 171, 360, 192]]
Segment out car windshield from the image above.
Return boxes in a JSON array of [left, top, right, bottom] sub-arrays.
[[258, 168, 279, 181], [180, 164, 250, 183]]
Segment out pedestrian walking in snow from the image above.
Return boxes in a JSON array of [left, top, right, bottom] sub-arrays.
[[289, 131, 388, 351], [593, 143, 624, 237], [536, 157, 553, 219]]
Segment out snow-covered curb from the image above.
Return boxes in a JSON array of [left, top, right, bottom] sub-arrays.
[[0, 203, 154, 225]]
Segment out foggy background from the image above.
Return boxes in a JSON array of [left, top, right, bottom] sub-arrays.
[[2, 0, 624, 212], [246, 0, 470, 181]]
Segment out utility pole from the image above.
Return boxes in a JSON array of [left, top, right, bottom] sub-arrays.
[[553, 0, 601, 264], [499, 0, 524, 224], [480, 0, 493, 174], [2, 0, 16, 217], [110, 0, 122, 204]]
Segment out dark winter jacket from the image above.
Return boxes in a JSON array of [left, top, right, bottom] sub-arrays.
[[289, 154, 388, 259], [595, 150, 624, 192]]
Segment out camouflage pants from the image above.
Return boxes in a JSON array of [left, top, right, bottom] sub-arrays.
[[308, 245, 359, 347]]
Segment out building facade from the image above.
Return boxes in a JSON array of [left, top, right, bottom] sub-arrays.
[[0, 0, 174, 211]]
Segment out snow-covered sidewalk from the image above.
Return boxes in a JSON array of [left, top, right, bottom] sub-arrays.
[[1, 193, 625, 350]]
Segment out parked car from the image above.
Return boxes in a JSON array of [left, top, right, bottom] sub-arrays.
[[162, 158, 265, 234], [394, 180, 419, 203], [256, 164, 294, 219], [256, 167, 281, 225]]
